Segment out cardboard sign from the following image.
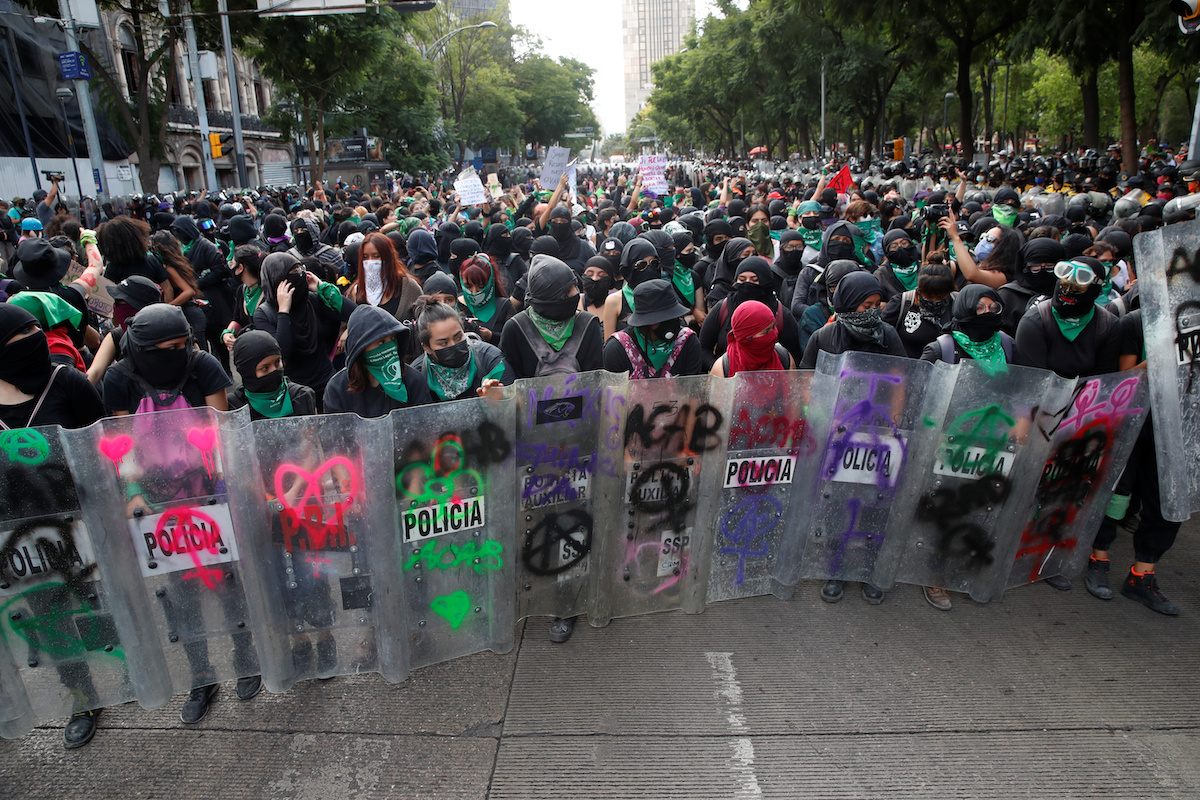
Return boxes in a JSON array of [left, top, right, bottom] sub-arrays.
[[638, 154, 669, 195], [454, 170, 488, 206], [540, 146, 572, 186]]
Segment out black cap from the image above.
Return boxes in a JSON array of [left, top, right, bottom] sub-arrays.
[[13, 238, 71, 287], [106, 274, 163, 309], [626, 279, 690, 327]]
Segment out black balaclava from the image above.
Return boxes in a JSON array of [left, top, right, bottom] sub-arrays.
[[531, 236, 560, 259], [526, 256, 579, 320], [548, 206, 583, 265], [728, 216, 748, 237], [582, 255, 616, 308], [449, 238, 480, 278], [463, 220, 485, 247], [1060, 232, 1092, 259], [641, 229, 676, 272], [672, 232, 697, 268], [775, 230, 804, 275], [599, 237, 623, 276], [728, 199, 747, 220], [1019, 238, 1065, 294], [703, 219, 733, 260], [233, 330, 285, 394], [609, 221, 638, 246], [386, 231, 408, 263], [819, 221, 865, 268], [882, 228, 918, 268], [124, 303, 193, 388], [728, 256, 778, 311], [678, 213, 704, 247], [1052, 256, 1104, 319], [951, 284, 1004, 341], [0, 303, 51, 394], [483, 223, 512, 259], [436, 222, 461, 264], [620, 238, 660, 288], [511, 227, 533, 260], [261, 252, 319, 356]]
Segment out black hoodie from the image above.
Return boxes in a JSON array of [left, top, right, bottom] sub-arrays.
[[172, 215, 235, 331]]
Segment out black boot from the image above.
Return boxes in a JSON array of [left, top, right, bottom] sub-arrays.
[[1121, 569, 1180, 616], [63, 709, 99, 749], [548, 617, 575, 643], [1084, 557, 1113, 600]]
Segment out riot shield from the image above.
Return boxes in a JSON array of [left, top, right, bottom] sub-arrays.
[[0, 426, 133, 738], [881, 361, 1076, 601], [393, 393, 516, 670], [71, 407, 258, 704], [1003, 371, 1150, 590], [705, 369, 819, 603], [225, 411, 408, 694], [1134, 220, 1200, 520], [512, 370, 627, 625], [793, 351, 934, 586], [600, 374, 729, 623]]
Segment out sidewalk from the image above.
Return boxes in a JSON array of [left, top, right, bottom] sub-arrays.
[[2, 520, 1197, 799]]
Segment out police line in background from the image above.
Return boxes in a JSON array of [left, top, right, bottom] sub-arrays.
[[0, 347, 1152, 739]]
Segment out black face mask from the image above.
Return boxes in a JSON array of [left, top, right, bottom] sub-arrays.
[[286, 271, 309, 307], [727, 255, 747, 275], [705, 240, 724, 260], [549, 220, 572, 242], [434, 339, 471, 368], [889, 245, 919, 268], [801, 216, 821, 230], [958, 310, 1003, 341], [132, 344, 190, 387], [293, 228, 313, 252], [677, 250, 697, 268], [657, 249, 676, 268], [603, 253, 621, 273], [491, 237, 512, 258], [0, 330, 52, 394], [1025, 267, 1058, 295], [243, 367, 284, 394], [581, 275, 613, 307], [532, 296, 578, 321], [732, 281, 772, 306], [827, 240, 855, 261], [1052, 283, 1100, 319], [778, 249, 803, 273], [650, 317, 681, 341]]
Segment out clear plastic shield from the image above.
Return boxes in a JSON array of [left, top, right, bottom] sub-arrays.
[[1026, 190, 1066, 217], [393, 394, 516, 670], [74, 407, 259, 701], [0, 426, 133, 738], [603, 374, 728, 622], [1134, 220, 1200, 520], [512, 371, 627, 624], [795, 352, 934, 585], [705, 370, 820, 603], [225, 412, 408, 694], [1003, 371, 1150, 589], [883, 361, 1077, 601]]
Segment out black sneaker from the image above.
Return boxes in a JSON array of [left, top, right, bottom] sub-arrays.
[[316, 636, 338, 675], [821, 580, 844, 603], [1084, 557, 1113, 600], [548, 616, 575, 643], [861, 583, 885, 605], [1122, 570, 1181, 616], [1044, 574, 1072, 591], [236, 675, 262, 701], [63, 709, 99, 749], [180, 684, 219, 724]]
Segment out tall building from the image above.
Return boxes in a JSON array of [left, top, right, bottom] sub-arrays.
[[445, 0, 508, 21], [622, 0, 694, 129]]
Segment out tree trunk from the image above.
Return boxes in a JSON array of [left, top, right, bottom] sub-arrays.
[[1116, 0, 1140, 172], [981, 64, 993, 157], [1139, 73, 1172, 144], [138, 144, 160, 194], [799, 116, 811, 159], [304, 102, 318, 189], [956, 37, 974, 160], [1080, 65, 1100, 150]]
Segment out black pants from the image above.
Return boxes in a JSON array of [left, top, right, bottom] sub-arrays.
[[1092, 422, 1181, 564]]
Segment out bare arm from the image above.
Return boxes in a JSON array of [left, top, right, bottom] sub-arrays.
[[165, 266, 196, 306], [539, 172, 570, 229], [938, 211, 1006, 290]]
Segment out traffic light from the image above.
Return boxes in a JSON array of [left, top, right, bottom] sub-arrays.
[[209, 132, 233, 158], [893, 138, 904, 161]]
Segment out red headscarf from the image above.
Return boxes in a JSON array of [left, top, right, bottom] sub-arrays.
[[726, 300, 782, 376]]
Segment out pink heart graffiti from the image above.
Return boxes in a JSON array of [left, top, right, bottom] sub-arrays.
[[98, 435, 132, 467]]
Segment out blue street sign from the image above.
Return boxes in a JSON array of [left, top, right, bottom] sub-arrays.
[[93, 168, 102, 193], [58, 52, 91, 81], [472, 156, 483, 170]]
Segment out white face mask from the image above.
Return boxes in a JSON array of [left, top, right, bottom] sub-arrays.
[[364, 259, 384, 306]]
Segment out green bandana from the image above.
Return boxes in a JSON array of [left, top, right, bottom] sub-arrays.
[[526, 306, 576, 351], [1051, 306, 1095, 342], [363, 340, 408, 402], [857, 218, 882, 246], [992, 205, 1018, 227], [463, 273, 498, 322], [503, 218, 515, 231], [8, 291, 82, 331], [243, 284, 263, 317], [798, 226, 823, 249], [244, 379, 294, 418], [317, 281, 343, 311], [668, 264, 695, 306], [853, 235, 870, 267], [1095, 277, 1113, 306], [892, 264, 919, 291], [633, 328, 673, 372], [951, 330, 1008, 375], [398, 217, 421, 236], [180, 240, 195, 256], [622, 281, 636, 315], [426, 349, 477, 401]]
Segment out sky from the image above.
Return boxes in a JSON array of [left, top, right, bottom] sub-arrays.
[[508, 0, 733, 136]]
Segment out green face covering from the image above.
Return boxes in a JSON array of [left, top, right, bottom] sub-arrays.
[[463, 273, 497, 322], [1050, 306, 1095, 342], [633, 327, 674, 371], [363, 340, 408, 402], [992, 205, 1018, 227], [180, 239, 196, 256], [857, 218, 882, 246], [798, 226, 823, 250], [526, 306, 576, 351], [951, 330, 1008, 375], [8, 291, 83, 331], [244, 379, 294, 418], [668, 264, 695, 306], [853, 235, 871, 266], [892, 264, 919, 291], [426, 349, 477, 401]]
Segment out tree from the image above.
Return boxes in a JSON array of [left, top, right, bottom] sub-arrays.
[[512, 55, 598, 149]]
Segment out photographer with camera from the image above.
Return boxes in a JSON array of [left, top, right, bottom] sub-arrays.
[[935, 208, 1018, 290], [34, 174, 62, 230]]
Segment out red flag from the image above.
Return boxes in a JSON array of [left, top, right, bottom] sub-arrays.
[[826, 165, 853, 194]]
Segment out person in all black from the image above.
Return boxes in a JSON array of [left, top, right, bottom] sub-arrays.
[[799, 271, 906, 369], [604, 279, 703, 378], [700, 255, 802, 367], [171, 215, 235, 367], [500, 255, 603, 379], [227, 330, 318, 419], [998, 238, 1064, 336], [882, 262, 955, 359], [323, 304, 432, 416], [1014, 256, 1120, 379]]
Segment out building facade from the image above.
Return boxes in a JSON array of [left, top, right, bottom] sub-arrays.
[[621, 0, 694, 128]]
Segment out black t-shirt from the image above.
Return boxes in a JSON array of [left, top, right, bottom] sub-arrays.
[[101, 350, 231, 413], [1118, 309, 1144, 361], [1013, 301, 1121, 379], [104, 254, 169, 286], [603, 330, 705, 377], [0, 366, 104, 429]]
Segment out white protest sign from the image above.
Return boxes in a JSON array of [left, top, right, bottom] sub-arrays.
[[638, 154, 669, 195], [454, 169, 488, 206], [540, 146, 572, 186], [487, 172, 503, 200], [567, 163, 577, 202]]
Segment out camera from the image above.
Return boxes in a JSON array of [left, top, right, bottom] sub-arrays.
[[920, 204, 951, 222], [41, 171, 65, 182]]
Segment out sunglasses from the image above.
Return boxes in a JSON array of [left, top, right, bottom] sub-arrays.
[[634, 257, 661, 271], [1054, 260, 1096, 286]]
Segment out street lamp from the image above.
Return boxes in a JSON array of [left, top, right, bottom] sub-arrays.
[[989, 59, 1013, 151], [941, 92, 955, 154], [56, 87, 84, 200], [421, 21, 498, 60]]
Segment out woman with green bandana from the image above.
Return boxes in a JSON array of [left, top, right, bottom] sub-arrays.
[[746, 203, 774, 261], [228, 331, 317, 419], [323, 304, 432, 416], [500, 255, 603, 378], [883, 262, 955, 359], [604, 278, 703, 378], [1015, 256, 1120, 380], [411, 297, 513, 401], [1083, 242, 1123, 312], [990, 187, 1022, 228], [458, 255, 514, 343], [222, 246, 266, 352], [877, 228, 922, 301]]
